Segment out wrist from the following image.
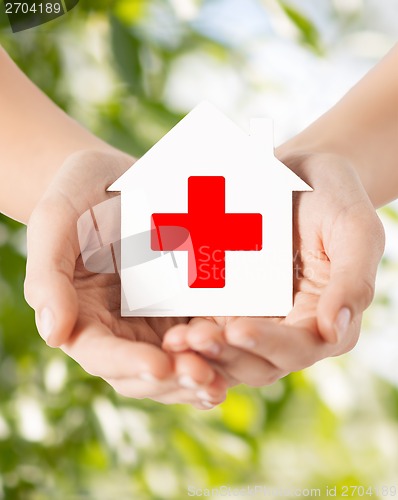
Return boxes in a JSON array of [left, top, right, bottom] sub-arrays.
[[19, 147, 133, 225], [276, 142, 378, 207]]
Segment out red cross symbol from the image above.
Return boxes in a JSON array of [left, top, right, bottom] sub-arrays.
[[151, 176, 262, 288]]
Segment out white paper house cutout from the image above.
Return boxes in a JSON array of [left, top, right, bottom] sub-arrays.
[[108, 102, 312, 317]]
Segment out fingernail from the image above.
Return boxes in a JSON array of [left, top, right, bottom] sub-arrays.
[[334, 307, 351, 342], [178, 375, 199, 389], [197, 342, 221, 356], [196, 390, 213, 401], [201, 401, 215, 409], [38, 307, 54, 342], [163, 342, 186, 352], [139, 372, 159, 382]]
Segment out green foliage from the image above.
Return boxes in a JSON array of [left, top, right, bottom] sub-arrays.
[[277, 1, 324, 55], [0, 1, 397, 498]]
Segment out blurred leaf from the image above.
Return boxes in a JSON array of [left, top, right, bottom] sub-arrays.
[[110, 15, 144, 95], [380, 205, 398, 223], [278, 1, 323, 54], [220, 389, 264, 435], [113, 0, 146, 24]]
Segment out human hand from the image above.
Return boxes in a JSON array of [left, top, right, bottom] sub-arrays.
[[24, 150, 227, 409], [162, 153, 385, 387]]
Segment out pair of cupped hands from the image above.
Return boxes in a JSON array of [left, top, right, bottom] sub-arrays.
[[24, 149, 384, 409]]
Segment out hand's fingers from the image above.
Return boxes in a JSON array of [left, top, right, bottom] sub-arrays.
[[162, 323, 191, 352], [317, 203, 385, 343], [183, 319, 286, 387], [172, 350, 218, 388], [25, 197, 79, 347], [164, 319, 286, 387], [162, 317, 233, 353], [62, 318, 174, 381], [108, 371, 228, 409], [163, 319, 224, 356], [186, 317, 224, 356], [164, 383, 227, 410], [105, 377, 177, 400], [107, 383, 219, 409], [154, 370, 228, 408], [194, 371, 228, 405], [224, 317, 337, 372], [105, 362, 228, 406]]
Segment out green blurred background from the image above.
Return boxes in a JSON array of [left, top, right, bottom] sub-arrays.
[[1, 1, 398, 498]]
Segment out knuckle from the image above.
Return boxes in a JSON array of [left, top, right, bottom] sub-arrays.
[[112, 386, 134, 399], [359, 276, 375, 308], [338, 339, 357, 355], [27, 201, 53, 231], [248, 368, 284, 387], [23, 276, 36, 307], [372, 214, 386, 255], [336, 330, 360, 356], [226, 320, 256, 345], [293, 350, 321, 370], [264, 370, 283, 386], [106, 379, 145, 399]]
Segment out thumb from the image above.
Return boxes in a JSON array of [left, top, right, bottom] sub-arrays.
[[24, 198, 79, 347], [317, 208, 385, 343]]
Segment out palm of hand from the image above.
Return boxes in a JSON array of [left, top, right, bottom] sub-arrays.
[[62, 260, 196, 402], [163, 154, 383, 388], [26, 151, 227, 408], [73, 258, 180, 346]]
